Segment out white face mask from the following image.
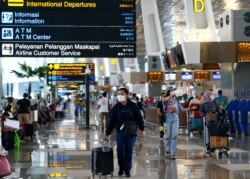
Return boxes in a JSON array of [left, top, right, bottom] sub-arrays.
[[210, 95, 215, 100], [117, 95, 126, 102]]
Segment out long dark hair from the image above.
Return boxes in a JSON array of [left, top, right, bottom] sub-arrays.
[[166, 90, 171, 97]]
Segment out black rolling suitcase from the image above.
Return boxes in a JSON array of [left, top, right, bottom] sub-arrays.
[[92, 142, 113, 178]]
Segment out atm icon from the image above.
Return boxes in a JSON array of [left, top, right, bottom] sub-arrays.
[[8, 0, 24, 7]]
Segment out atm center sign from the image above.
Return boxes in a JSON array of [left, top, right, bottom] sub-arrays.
[[193, 0, 205, 13]]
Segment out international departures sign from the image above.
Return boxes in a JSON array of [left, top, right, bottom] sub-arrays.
[[0, 0, 136, 58]]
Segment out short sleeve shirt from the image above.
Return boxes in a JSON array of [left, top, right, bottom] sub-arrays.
[[98, 97, 109, 113], [17, 98, 30, 113]]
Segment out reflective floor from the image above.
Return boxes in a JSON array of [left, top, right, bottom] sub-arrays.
[[2, 108, 250, 179]]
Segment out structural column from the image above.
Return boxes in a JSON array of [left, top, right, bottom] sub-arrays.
[[220, 63, 234, 101], [141, 0, 164, 96]]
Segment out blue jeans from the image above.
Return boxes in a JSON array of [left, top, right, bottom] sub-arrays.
[[165, 113, 179, 155], [116, 132, 136, 174]]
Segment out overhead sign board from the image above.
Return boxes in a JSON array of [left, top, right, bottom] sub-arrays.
[[57, 83, 80, 90], [0, 0, 135, 10], [2, 27, 135, 42], [0, 0, 136, 58], [0, 11, 135, 26], [47, 63, 95, 85]]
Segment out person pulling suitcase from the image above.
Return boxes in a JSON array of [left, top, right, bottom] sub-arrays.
[[104, 86, 145, 177]]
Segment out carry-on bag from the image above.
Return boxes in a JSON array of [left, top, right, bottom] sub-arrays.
[[92, 141, 114, 177], [188, 117, 203, 131], [0, 154, 11, 177], [25, 124, 34, 139], [0, 118, 11, 177], [2, 131, 14, 151]]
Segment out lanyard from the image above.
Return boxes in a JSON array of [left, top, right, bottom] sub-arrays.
[[162, 101, 166, 113]]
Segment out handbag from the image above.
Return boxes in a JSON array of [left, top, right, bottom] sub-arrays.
[[205, 112, 218, 121], [0, 155, 11, 177], [123, 121, 138, 136], [159, 126, 164, 132]]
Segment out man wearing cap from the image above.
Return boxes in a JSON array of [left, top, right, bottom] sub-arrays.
[[164, 86, 182, 159], [104, 87, 145, 177]]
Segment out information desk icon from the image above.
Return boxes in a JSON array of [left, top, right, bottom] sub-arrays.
[[1, 12, 13, 23]]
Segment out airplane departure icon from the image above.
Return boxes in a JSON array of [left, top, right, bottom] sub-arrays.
[[8, 0, 24, 7]]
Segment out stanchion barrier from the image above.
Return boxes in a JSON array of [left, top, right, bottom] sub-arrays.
[[238, 111, 244, 139]]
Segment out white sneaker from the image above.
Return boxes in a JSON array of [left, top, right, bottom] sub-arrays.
[[165, 152, 170, 157], [171, 155, 176, 160]]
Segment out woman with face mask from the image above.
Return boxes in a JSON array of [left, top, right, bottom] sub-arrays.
[[164, 86, 182, 160], [199, 90, 220, 154], [104, 87, 145, 177]]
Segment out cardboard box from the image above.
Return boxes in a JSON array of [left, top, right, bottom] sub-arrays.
[[210, 136, 228, 148]]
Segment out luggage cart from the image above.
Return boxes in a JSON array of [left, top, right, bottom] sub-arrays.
[[186, 101, 203, 136], [203, 117, 230, 159]]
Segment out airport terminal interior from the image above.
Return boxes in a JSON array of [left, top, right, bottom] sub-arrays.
[[1, 0, 250, 178]]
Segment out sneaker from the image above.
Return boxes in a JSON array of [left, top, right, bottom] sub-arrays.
[[125, 173, 131, 177], [171, 155, 176, 160], [118, 170, 124, 176]]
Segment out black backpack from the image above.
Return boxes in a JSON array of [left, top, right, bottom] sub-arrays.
[[216, 110, 230, 136]]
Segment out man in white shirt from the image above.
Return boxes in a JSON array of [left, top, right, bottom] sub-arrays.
[[97, 92, 110, 132]]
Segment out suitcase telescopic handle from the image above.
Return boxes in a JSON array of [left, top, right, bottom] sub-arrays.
[[102, 140, 111, 152]]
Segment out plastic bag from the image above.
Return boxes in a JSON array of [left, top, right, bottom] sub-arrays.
[[4, 118, 20, 129], [0, 155, 11, 177], [14, 132, 20, 149]]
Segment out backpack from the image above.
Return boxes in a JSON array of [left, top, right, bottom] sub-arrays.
[[216, 110, 230, 136]]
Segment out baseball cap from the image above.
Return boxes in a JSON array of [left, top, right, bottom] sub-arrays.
[[118, 86, 129, 94], [166, 85, 177, 92]]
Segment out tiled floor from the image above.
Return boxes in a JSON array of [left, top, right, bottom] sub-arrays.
[[2, 108, 250, 179]]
